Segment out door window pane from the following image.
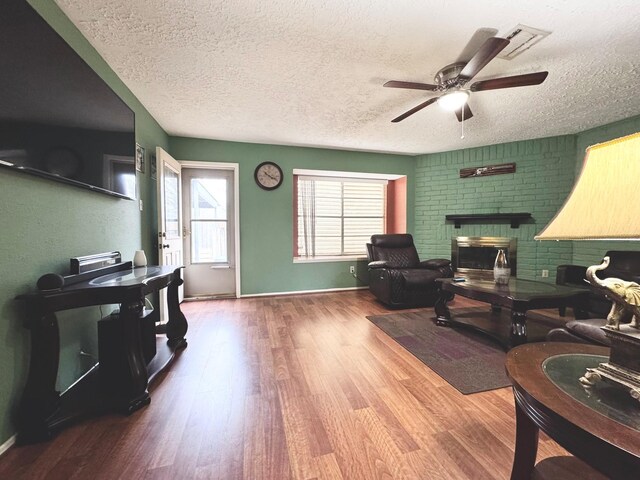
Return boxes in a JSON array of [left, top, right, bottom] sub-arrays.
[[190, 178, 227, 220], [164, 168, 179, 238], [191, 220, 228, 263]]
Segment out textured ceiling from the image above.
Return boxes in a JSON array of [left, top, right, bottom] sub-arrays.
[[55, 0, 640, 155]]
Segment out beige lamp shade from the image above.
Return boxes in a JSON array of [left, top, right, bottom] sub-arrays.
[[535, 132, 640, 241]]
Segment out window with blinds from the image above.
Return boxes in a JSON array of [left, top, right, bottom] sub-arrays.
[[295, 175, 386, 258]]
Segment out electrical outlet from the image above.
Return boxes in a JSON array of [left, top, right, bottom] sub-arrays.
[[541, 269, 549, 278], [349, 265, 355, 274]]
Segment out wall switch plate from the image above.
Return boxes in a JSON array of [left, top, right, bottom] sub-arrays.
[[349, 265, 355, 274], [542, 269, 549, 278], [139, 199, 143, 211]]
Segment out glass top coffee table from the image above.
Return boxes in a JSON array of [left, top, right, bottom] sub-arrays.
[[434, 278, 590, 349], [506, 343, 640, 479]]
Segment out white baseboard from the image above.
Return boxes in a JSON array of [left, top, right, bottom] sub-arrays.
[[183, 294, 237, 301], [241, 286, 368, 298], [0, 434, 16, 457]]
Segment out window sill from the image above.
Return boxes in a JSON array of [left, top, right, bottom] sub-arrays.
[[293, 256, 367, 264]]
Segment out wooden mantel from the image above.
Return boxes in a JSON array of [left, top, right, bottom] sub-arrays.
[[445, 213, 532, 229]]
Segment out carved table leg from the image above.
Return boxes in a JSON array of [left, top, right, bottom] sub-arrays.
[[510, 310, 528, 347], [166, 269, 188, 350], [98, 298, 150, 414], [510, 398, 539, 480], [17, 309, 61, 444], [434, 287, 453, 326]]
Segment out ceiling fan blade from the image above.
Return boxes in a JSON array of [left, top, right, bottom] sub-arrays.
[[454, 104, 473, 122], [470, 71, 549, 92], [458, 37, 510, 83], [391, 97, 439, 123], [456, 28, 499, 63], [384, 80, 439, 91]]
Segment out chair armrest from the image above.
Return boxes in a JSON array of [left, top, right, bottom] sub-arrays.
[[419, 259, 451, 269], [368, 260, 390, 269], [546, 328, 593, 344], [419, 259, 453, 279], [556, 264, 588, 285]]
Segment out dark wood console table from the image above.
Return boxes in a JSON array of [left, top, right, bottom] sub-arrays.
[[435, 278, 589, 349], [506, 343, 640, 479], [15, 262, 187, 444]]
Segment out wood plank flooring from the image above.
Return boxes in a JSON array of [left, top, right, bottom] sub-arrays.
[[0, 291, 574, 479]]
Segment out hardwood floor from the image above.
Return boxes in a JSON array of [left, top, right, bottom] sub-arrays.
[[0, 291, 572, 479]]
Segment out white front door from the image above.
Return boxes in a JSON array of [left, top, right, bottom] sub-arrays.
[[156, 147, 184, 322], [181, 168, 236, 297]]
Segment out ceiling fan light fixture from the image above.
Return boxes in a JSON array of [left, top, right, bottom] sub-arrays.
[[437, 90, 470, 111]]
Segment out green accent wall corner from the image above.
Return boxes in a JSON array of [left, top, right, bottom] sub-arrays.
[[168, 137, 416, 295]]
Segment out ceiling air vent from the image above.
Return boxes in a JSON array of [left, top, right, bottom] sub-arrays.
[[498, 24, 551, 60]]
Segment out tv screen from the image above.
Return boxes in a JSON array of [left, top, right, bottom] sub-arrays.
[[0, 0, 137, 200]]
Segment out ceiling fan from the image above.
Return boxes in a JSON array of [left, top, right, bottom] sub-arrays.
[[384, 30, 548, 123]]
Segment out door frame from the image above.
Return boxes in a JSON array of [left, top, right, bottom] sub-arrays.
[[179, 160, 241, 298]]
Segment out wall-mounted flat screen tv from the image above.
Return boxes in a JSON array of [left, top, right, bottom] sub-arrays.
[[0, 0, 136, 200]]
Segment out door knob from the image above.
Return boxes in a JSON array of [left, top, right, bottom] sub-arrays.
[[161, 244, 170, 249]]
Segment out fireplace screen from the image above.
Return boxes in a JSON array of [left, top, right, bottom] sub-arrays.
[[451, 237, 517, 277]]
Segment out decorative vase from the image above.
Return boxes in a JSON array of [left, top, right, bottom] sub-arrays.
[[494, 249, 510, 285], [133, 250, 147, 267]]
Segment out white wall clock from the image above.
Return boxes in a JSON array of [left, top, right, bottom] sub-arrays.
[[254, 161, 283, 190]]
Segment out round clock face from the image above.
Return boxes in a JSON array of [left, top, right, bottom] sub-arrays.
[[254, 161, 283, 190]]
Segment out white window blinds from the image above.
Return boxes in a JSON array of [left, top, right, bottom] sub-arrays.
[[296, 176, 386, 257]]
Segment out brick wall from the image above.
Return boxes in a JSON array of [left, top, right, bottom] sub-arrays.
[[413, 135, 577, 281]]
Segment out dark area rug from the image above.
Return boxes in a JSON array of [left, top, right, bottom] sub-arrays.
[[367, 308, 560, 394]]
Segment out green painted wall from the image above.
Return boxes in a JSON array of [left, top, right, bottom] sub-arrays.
[[571, 115, 640, 266], [2, 0, 639, 452], [0, 0, 168, 445], [413, 136, 578, 281], [168, 137, 415, 294]]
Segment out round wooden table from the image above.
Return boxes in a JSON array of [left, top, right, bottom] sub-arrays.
[[505, 342, 640, 479]]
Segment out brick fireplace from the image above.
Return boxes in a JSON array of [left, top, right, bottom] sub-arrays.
[[451, 236, 517, 278]]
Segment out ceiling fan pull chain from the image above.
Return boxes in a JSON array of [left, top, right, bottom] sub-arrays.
[[461, 108, 465, 139]]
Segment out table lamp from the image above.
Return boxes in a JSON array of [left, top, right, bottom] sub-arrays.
[[535, 131, 640, 400]]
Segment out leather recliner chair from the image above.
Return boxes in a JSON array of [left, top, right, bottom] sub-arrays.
[[548, 250, 640, 346], [556, 250, 640, 316], [367, 234, 453, 308]]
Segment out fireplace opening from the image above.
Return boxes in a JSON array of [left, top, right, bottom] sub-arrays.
[[451, 237, 517, 278]]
